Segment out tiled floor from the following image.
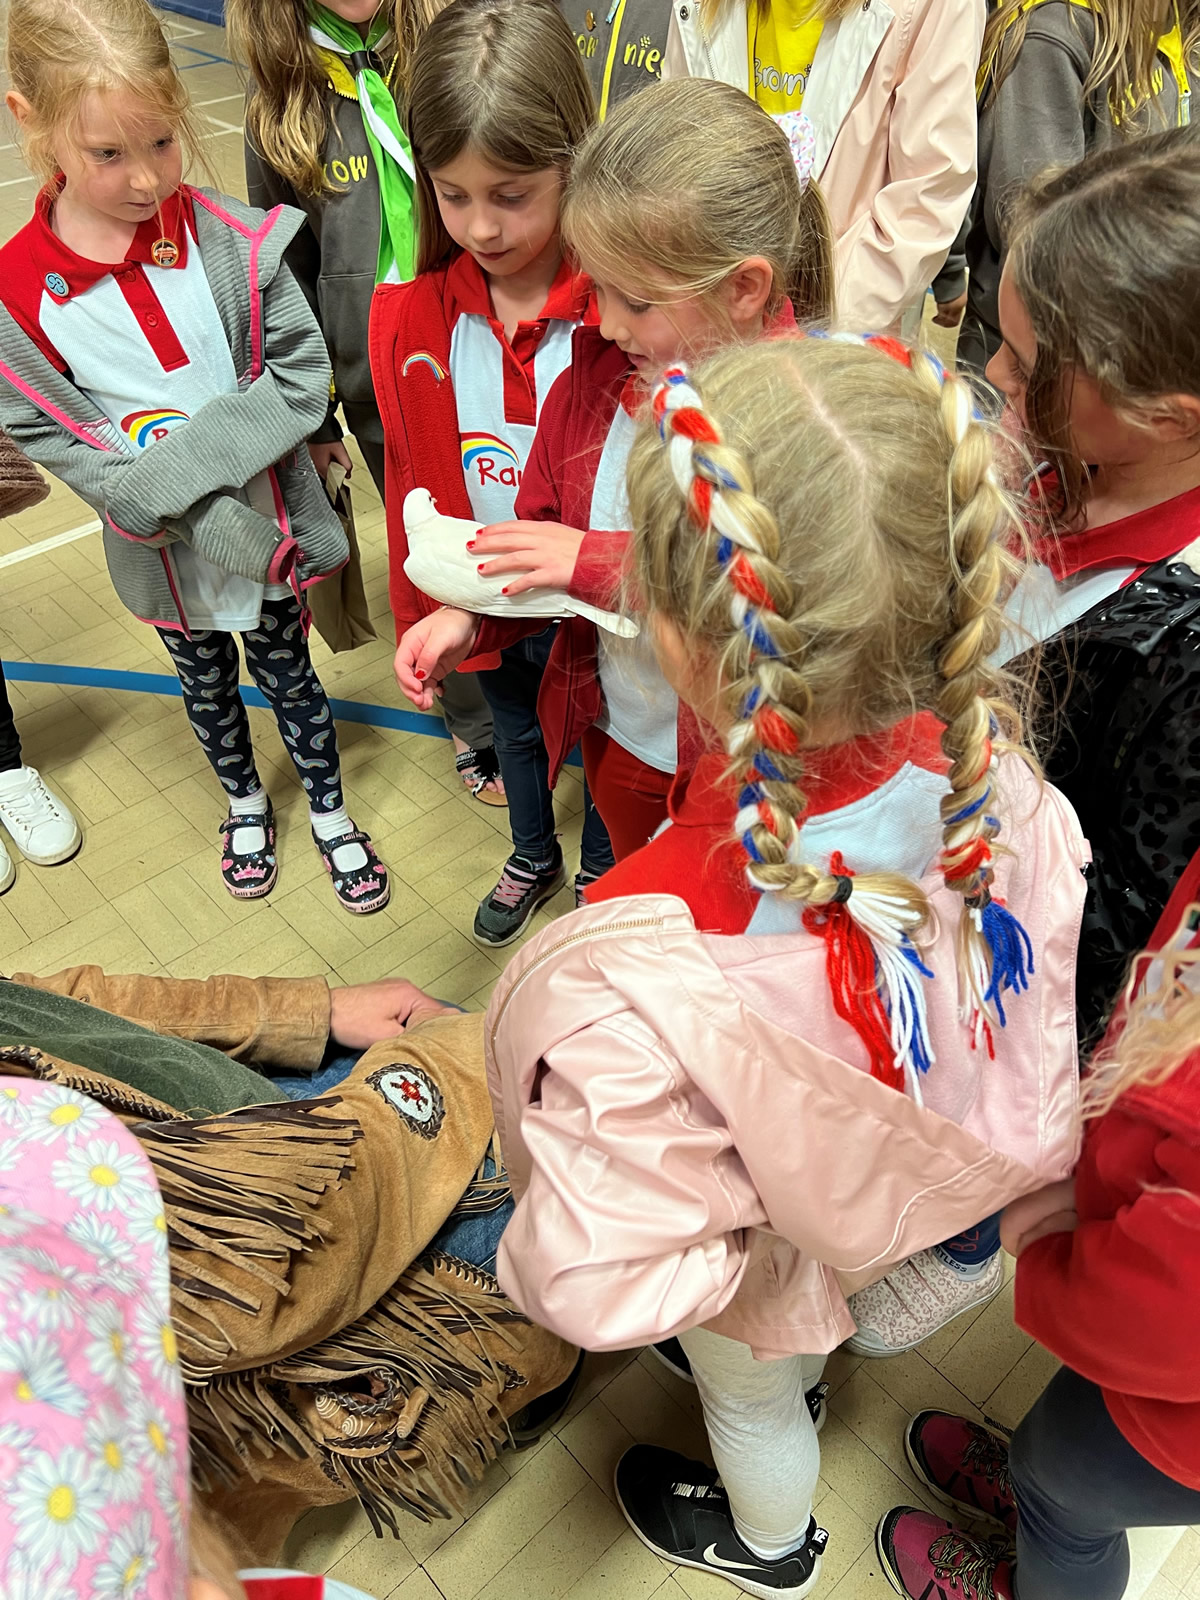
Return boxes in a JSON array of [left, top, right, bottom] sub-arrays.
[[0, 13, 1189, 1599]]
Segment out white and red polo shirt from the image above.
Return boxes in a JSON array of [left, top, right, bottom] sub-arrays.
[[443, 251, 586, 525], [0, 186, 288, 632]]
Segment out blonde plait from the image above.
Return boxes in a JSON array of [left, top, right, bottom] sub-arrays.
[[631, 338, 1035, 1091]]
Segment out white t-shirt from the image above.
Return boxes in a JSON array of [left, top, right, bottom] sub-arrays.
[[589, 406, 679, 774]]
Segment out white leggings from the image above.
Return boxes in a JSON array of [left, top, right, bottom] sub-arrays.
[[677, 1326, 825, 1562]]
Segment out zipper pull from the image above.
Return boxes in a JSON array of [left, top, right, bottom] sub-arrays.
[[605, 0, 619, 22]]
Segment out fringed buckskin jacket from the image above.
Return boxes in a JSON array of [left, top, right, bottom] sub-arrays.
[[0, 968, 576, 1559]]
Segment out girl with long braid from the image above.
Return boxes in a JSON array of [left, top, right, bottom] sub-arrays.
[[483, 335, 1089, 1599]]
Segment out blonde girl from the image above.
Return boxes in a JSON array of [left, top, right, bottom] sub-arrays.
[[658, 0, 984, 332], [0, 0, 390, 914], [482, 333, 1086, 1598], [230, 0, 505, 805], [880, 874, 1200, 1600], [397, 78, 832, 864], [959, 0, 1200, 369], [373, 0, 610, 947]]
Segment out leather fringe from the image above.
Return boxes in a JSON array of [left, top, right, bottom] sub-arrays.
[[186, 1252, 532, 1531], [135, 1098, 362, 1379]]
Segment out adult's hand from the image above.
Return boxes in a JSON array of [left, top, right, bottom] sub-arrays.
[[393, 608, 480, 709], [470, 519, 587, 595], [329, 977, 458, 1050]]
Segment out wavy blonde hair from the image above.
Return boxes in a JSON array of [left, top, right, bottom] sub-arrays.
[[982, 0, 1200, 119], [1084, 927, 1200, 1116], [564, 79, 833, 326], [628, 338, 1033, 1025], [4, 0, 206, 185], [229, 0, 446, 200]]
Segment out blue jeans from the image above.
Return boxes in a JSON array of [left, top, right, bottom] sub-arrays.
[[939, 1211, 1002, 1266], [268, 1044, 514, 1272], [480, 625, 614, 877]]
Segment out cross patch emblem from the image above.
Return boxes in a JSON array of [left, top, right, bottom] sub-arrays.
[[366, 1064, 445, 1140]]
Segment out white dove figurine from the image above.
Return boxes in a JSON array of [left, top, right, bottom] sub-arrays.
[[402, 488, 639, 638]]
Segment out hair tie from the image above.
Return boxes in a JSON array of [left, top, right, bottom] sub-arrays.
[[773, 110, 817, 190]]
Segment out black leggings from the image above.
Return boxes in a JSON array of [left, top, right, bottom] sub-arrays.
[[157, 595, 344, 814], [1012, 1366, 1200, 1600]]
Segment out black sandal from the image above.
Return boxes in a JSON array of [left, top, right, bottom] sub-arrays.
[[312, 825, 390, 914], [219, 802, 278, 899], [455, 744, 508, 808]]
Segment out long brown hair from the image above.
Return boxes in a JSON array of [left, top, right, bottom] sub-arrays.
[[4, 0, 206, 185], [405, 0, 595, 275], [981, 0, 1200, 120], [563, 79, 833, 325], [230, 0, 446, 200], [1006, 123, 1200, 523]]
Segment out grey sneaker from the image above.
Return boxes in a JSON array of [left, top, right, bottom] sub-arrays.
[[473, 849, 565, 948]]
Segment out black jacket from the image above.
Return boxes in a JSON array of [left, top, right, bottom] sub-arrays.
[[557, 0, 672, 114], [1042, 555, 1200, 1042]]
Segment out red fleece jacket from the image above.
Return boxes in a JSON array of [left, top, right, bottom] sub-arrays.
[[469, 326, 637, 783], [368, 253, 591, 649], [1015, 851, 1200, 1490]]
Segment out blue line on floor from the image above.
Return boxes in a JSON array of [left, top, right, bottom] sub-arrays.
[[4, 658, 586, 767], [2, 660, 451, 739]]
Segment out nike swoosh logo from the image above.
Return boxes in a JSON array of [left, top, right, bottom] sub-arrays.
[[703, 1544, 770, 1574]]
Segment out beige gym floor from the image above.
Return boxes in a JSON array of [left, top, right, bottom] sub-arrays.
[[0, 12, 1193, 1598]]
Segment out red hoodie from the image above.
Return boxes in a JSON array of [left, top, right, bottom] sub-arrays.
[[1015, 851, 1200, 1490]]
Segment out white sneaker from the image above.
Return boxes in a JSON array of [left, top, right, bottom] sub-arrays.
[[0, 833, 13, 893], [0, 766, 82, 866], [845, 1248, 1004, 1358]]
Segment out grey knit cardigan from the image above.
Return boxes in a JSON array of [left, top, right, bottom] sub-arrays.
[[0, 188, 349, 632]]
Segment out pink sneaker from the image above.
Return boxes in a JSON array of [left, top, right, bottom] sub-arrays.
[[876, 1508, 1015, 1600], [905, 1411, 1016, 1533]]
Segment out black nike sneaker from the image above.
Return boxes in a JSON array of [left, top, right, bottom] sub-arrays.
[[614, 1444, 828, 1598]]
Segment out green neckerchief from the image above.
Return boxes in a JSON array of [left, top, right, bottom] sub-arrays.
[[308, 3, 416, 283]]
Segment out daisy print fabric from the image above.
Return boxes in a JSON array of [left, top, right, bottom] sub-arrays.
[[0, 1079, 189, 1599]]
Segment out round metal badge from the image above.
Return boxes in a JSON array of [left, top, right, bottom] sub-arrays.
[[151, 237, 180, 268], [44, 272, 69, 297]]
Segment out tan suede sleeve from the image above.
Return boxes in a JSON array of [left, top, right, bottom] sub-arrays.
[[10, 967, 331, 1072]]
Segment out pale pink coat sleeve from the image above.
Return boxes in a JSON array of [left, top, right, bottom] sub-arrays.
[[832, 0, 985, 330], [495, 1013, 769, 1351]]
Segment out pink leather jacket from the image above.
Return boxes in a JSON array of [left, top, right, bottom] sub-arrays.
[[487, 761, 1089, 1358]]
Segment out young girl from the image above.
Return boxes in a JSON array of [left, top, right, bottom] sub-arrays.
[[0, 0, 389, 914], [395, 78, 833, 863], [878, 861, 1200, 1600], [831, 123, 1200, 1361], [371, 0, 610, 947], [961, 0, 1200, 370], [483, 335, 1088, 1597], [657, 0, 984, 332], [987, 124, 1200, 1040], [230, 0, 503, 807]]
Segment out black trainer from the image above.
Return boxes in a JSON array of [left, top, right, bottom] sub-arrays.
[[473, 848, 565, 948], [650, 1342, 830, 1433], [615, 1444, 828, 1598]]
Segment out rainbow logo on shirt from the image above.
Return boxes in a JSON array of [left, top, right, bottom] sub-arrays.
[[121, 407, 190, 448], [402, 351, 447, 382], [461, 432, 522, 490]]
